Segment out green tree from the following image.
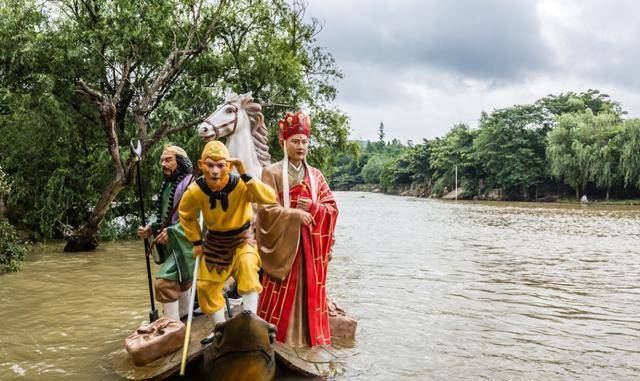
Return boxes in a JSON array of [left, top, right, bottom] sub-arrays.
[[537, 89, 624, 118], [590, 116, 623, 200], [369, 139, 406, 187], [546, 110, 620, 199], [619, 119, 640, 190], [383, 140, 433, 186], [361, 154, 389, 185], [330, 145, 363, 189], [378, 121, 385, 142], [547, 113, 587, 199], [473, 104, 549, 199], [0, 0, 350, 250], [430, 124, 478, 194], [0, 165, 27, 273]]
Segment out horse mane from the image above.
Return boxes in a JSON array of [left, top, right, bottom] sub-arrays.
[[237, 93, 271, 167]]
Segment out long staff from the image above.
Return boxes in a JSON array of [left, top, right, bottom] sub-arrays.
[[180, 255, 200, 376], [224, 291, 233, 319], [130, 140, 159, 323]]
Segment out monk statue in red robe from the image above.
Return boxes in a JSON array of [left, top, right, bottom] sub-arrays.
[[256, 110, 338, 347]]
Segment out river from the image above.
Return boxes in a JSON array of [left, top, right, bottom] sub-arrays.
[[1, 192, 639, 380]]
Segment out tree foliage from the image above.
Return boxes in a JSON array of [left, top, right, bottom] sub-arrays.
[[0, 165, 26, 273], [474, 104, 549, 197], [331, 90, 638, 201], [547, 111, 622, 199], [429, 124, 478, 194], [619, 119, 640, 189], [0, 0, 351, 248]]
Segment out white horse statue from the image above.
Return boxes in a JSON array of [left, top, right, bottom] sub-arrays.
[[196, 92, 271, 178]]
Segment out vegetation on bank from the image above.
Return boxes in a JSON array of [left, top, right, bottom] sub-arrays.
[[331, 90, 640, 202], [0, 166, 27, 273]]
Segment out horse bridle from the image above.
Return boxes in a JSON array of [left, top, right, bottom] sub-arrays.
[[201, 103, 239, 140]]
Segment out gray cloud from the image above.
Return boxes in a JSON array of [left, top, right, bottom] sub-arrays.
[[304, 0, 640, 141], [537, 0, 640, 89], [310, 0, 552, 80]]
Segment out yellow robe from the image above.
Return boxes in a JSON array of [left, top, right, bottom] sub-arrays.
[[179, 175, 277, 313]]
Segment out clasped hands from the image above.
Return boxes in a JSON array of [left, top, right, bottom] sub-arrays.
[[296, 197, 314, 226]]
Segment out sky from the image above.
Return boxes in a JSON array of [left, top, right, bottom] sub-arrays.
[[305, 0, 640, 142]]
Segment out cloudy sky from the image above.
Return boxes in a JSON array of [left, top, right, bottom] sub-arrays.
[[305, 0, 640, 142]]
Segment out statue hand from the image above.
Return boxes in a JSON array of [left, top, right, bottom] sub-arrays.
[[297, 197, 312, 212], [192, 245, 203, 259], [227, 157, 246, 175], [155, 228, 169, 244], [137, 225, 152, 239], [297, 210, 314, 226], [223, 277, 235, 294]]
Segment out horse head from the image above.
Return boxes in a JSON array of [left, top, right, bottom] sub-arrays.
[[197, 92, 271, 178], [198, 93, 241, 141]]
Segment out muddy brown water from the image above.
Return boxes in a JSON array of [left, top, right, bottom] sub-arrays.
[[1, 192, 639, 380]]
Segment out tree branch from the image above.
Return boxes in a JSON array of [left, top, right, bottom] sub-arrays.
[[262, 102, 295, 109], [76, 80, 124, 179], [141, 116, 207, 156], [76, 79, 106, 104], [134, 0, 227, 117], [113, 55, 135, 105], [165, 116, 206, 136]]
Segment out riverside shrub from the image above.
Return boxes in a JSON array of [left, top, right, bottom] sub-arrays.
[[0, 217, 26, 273]]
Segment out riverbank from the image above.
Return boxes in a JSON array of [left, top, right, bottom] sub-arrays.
[[339, 183, 640, 206]]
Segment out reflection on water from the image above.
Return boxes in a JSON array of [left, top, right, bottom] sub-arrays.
[[1, 192, 640, 380]]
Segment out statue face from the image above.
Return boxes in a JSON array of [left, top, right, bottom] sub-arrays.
[[200, 157, 230, 186], [160, 150, 178, 178], [285, 134, 309, 163]]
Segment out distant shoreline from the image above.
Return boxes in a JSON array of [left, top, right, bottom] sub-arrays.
[[335, 186, 640, 206]]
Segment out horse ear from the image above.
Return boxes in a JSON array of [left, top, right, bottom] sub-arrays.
[[240, 91, 253, 101], [225, 92, 239, 102]]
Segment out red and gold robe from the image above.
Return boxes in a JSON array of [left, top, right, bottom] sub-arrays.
[[256, 161, 338, 346]]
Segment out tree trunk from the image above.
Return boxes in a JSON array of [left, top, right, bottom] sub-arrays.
[[63, 174, 129, 252], [66, 86, 127, 252], [575, 187, 579, 200], [606, 187, 610, 201]]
